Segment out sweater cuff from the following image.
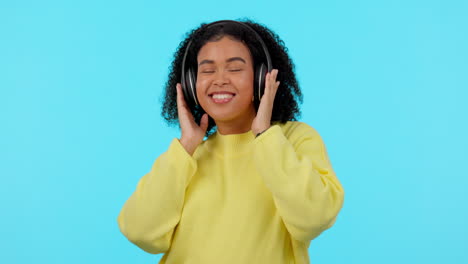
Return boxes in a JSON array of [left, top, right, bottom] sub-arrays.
[[253, 125, 283, 143], [163, 138, 198, 181]]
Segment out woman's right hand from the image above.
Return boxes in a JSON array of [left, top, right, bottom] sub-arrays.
[[176, 83, 209, 156]]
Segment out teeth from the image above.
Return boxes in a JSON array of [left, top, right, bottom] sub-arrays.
[[212, 94, 234, 99]]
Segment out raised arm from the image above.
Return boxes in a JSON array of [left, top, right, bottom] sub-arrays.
[[117, 138, 197, 254], [252, 122, 345, 243]]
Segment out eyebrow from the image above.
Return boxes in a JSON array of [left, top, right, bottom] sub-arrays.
[[198, 57, 246, 66]]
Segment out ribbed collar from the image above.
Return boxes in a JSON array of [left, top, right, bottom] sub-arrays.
[[203, 129, 255, 158]]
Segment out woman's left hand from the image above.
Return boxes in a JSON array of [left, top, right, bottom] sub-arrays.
[[251, 69, 280, 136]]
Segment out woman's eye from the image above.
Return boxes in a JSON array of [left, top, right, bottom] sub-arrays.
[[201, 70, 215, 73], [229, 69, 242, 72]]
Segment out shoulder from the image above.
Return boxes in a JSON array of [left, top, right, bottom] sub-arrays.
[[275, 121, 321, 139], [274, 121, 327, 151]]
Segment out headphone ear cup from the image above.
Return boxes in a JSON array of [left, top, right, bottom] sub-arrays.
[[254, 63, 267, 101], [184, 68, 198, 108]]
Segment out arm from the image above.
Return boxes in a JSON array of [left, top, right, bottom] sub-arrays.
[[117, 138, 197, 254], [252, 123, 345, 243]]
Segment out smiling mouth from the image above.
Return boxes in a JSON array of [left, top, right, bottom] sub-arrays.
[[209, 93, 236, 104], [211, 93, 235, 99]]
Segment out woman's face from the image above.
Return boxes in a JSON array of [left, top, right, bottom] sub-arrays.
[[196, 36, 256, 127]]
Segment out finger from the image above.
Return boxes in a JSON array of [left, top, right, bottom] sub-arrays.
[[176, 84, 192, 125], [265, 81, 272, 98], [176, 84, 186, 120], [273, 81, 280, 94], [176, 83, 189, 110], [176, 83, 182, 107], [264, 70, 278, 96], [267, 69, 278, 83], [271, 69, 278, 82], [265, 70, 274, 90], [271, 70, 279, 91], [199, 113, 209, 133]]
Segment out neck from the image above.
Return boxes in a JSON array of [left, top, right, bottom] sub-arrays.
[[214, 108, 256, 135]]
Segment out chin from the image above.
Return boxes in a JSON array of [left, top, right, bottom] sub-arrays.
[[208, 113, 237, 123], [199, 101, 255, 123]]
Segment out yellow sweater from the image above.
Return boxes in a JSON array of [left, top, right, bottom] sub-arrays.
[[117, 121, 345, 264]]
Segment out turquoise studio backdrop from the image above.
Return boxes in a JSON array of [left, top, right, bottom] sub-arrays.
[[1, 0, 467, 263]]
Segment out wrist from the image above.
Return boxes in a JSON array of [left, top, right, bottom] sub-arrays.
[[255, 126, 270, 138], [179, 137, 197, 156]]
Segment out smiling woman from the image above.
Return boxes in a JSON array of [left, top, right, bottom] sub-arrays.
[[163, 20, 299, 138], [117, 19, 345, 264]]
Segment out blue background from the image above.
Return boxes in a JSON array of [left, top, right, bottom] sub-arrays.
[[1, 0, 467, 263]]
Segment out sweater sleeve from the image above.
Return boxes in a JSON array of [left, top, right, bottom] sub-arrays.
[[117, 138, 197, 254], [252, 123, 345, 243]]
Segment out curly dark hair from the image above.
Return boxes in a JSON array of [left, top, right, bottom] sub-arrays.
[[161, 18, 303, 137]]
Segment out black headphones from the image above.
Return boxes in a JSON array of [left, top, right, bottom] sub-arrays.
[[180, 20, 273, 109]]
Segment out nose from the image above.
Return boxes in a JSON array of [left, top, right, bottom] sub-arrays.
[[213, 70, 230, 86]]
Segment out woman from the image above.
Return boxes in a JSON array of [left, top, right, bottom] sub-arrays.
[[117, 19, 345, 264]]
